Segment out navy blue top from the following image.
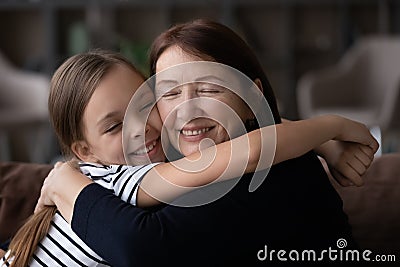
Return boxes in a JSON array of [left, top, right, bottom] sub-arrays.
[[0, 240, 9, 251], [72, 152, 356, 266]]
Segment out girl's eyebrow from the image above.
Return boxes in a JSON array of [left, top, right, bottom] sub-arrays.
[[135, 89, 154, 99], [97, 111, 120, 126]]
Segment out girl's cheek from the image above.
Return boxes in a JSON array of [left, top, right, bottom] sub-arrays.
[[149, 108, 163, 131]]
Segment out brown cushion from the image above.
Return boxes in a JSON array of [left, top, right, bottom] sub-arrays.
[[0, 161, 52, 243], [331, 153, 400, 257]]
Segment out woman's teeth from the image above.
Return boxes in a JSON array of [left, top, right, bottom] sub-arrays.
[[133, 140, 157, 155], [181, 127, 211, 136]]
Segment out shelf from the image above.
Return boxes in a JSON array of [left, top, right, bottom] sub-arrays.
[[0, 0, 398, 120]]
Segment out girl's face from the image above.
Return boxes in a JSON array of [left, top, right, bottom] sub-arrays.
[[78, 64, 165, 165]]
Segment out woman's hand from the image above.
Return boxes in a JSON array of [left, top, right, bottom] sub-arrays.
[[35, 161, 93, 223]]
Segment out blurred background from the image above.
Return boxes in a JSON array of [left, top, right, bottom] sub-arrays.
[[0, 0, 399, 163]]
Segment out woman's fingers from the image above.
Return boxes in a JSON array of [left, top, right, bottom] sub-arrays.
[[34, 184, 51, 213], [34, 165, 59, 213], [54, 161, 64, 168], [68, 160, 80, 170], [34, 188, 48, 214]]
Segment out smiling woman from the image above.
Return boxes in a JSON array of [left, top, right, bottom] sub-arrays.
[[16, 19, 379, 267], [153, 60, 269, 158]]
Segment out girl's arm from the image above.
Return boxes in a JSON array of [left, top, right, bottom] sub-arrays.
[[35, 115, 378, 222], [314, 140, 376, 186], [137, 114, 379, 206], [282, 118, 378, 187]]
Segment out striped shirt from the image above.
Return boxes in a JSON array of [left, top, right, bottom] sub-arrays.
[[0, 162, 158, 267]]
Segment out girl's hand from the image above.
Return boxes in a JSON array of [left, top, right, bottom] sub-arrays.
[[317, 116, 379, 186], [318, 140, 376, 186], [333, 115, 380, 151]]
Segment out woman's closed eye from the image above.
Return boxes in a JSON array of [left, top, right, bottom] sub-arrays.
[[161, 88, 181, 98], [199, 88, 221, 95], [198, 83, 225, 95]]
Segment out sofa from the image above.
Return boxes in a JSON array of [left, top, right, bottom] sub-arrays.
[[330, 153, 400, 258], [0, 161, 51, 243], [1, 154, 399, 257]]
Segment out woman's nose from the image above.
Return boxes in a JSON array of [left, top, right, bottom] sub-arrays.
[[182, 85, 197, 101], [176, 98, 206, 124], [173, 86, 201, 122]]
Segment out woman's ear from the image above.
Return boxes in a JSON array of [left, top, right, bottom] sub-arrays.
[[71, 141, 97, 163], [254, 78, 264, 94]]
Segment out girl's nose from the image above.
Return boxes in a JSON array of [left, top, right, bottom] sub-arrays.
[[126, 117, 147, 139]]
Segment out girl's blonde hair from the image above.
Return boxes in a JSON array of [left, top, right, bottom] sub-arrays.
[[6, 50, 144, 266]]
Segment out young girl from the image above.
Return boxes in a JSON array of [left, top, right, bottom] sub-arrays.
[[1, 50, 377, 266]]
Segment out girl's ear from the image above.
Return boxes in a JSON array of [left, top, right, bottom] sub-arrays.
[[71, 141, 97, 163], [254, 78, 264, 94]]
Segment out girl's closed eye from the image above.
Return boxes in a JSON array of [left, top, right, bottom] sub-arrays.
[[104, 122, 122, 134], [139, 101, 155, 112]]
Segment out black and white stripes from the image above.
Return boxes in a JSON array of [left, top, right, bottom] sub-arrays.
[[0, 162, 158, 267]]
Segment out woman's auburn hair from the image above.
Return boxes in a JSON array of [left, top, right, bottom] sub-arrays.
[[149, 18, 281, 124]]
